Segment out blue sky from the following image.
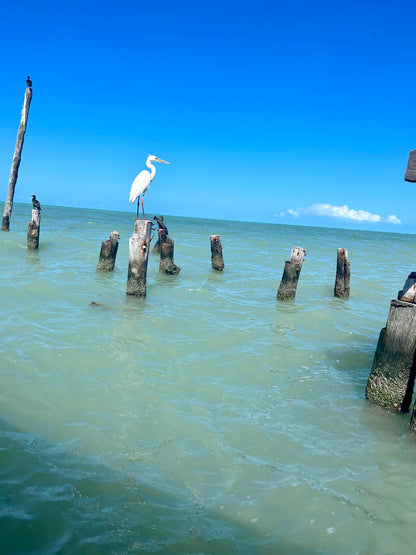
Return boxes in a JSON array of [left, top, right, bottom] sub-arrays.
[[0, 0, 415, 232]]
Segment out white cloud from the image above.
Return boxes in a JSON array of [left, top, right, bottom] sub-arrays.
[[283, 203, 401, 225], [287, 208, 299, 218], [386, 214, 401, 224], [308, 203, 382, 222]]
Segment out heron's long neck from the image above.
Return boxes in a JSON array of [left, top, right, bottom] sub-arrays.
[[146, 160, 156, 180]]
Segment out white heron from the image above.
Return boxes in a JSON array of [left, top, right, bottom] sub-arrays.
[[129, 154, 169, 219]]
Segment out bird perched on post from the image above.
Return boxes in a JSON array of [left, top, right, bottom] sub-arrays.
[[153, 215, 168, 236], [129, 154, 169, 219], [32, 195, 41, 211], [26, 76, 32, 88]]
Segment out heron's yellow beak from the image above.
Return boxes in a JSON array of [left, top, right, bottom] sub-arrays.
[[155, 157, 169, 164]]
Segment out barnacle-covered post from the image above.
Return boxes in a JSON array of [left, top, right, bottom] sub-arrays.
[[27, 208, 40, 250], [210, 235, 224, 271], [334, 248, 350, 298], [97, 231, 120, 271], [277, 246, 306, 301], [366, 274, 416, 412], [126, 219, 153, 296], [159, 238, 180, 275]]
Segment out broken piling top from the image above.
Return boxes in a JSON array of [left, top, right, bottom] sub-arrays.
[[398, 272, 416, 303], [290, 246, 306, 264], [405, 150, 416, 182]]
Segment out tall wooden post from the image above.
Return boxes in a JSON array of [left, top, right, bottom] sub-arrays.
[[334, 248, 350, 298], [210, 235, 224, 271], [277, 247, 306, 301], [2, 77, 33, 231], [126, 219, 153, 296], [97, 231, 119, 271], [27, 208, 40, 250], [159, 238, 181, 275]]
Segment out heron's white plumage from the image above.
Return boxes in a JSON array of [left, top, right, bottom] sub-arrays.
[[129, 170, 152, 203], [129, 154, 169, 206]]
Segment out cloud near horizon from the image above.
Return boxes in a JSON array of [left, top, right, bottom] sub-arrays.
[[282, 203, 401, 224]]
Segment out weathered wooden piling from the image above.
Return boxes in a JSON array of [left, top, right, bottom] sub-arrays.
[[159, 238, 181, 275], [27, 208, 40, 250], [405, 149, 416, 182], [2, 77, 33, 231], [97, 231, 120, 271], [210, 235, 224, 271], [126, 219, 153, 296], [366, 298, 416, 412], [334, 248, 350, 298], [277, 247, 306, 301]]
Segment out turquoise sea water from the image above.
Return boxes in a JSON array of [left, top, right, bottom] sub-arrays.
[[1, 203, 416, 554]]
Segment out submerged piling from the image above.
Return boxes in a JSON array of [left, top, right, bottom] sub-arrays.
[[97, 231, 119, 271], [27, 208, 40, 250], [210, 235, 224, 271], [2, 77, 33, 231], [126, 219, 153, 296], [277, 247, 306, 301], [334, 248, 350, 298]]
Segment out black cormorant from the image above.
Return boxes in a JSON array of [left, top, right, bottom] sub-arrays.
[[32, 195, 41, 211]]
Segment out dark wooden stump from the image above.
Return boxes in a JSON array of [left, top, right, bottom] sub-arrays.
[[27, 209, 40, 250], [126, 219, 153, 296], [97, 231, 119, 271], [405, 149, 416, 183], [366, 299, 416, 412], [152, 227, 168, 254], [159, 238, 181, 275], [210, 235, 224, 271], [334, 248, 350, 298], [277, 247, 305, 301]]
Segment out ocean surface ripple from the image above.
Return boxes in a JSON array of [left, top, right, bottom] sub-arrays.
[[1, 204, 416, 553]]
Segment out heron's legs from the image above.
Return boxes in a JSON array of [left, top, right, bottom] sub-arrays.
[[141, 192, 146, 219], [136, 197, 140, 219]]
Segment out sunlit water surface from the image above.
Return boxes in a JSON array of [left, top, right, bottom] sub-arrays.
[[2, 204, 416, 554]]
